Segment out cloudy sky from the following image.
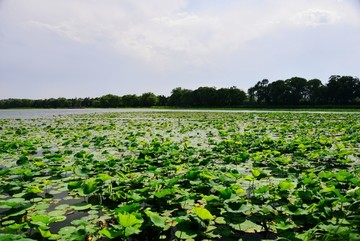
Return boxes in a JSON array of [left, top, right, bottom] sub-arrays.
[[1, 0, 359, 99]]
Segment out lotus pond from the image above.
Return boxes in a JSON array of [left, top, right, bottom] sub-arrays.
[[0, 111, 359, 241]]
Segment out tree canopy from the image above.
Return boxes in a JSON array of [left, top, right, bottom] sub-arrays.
[[248, 75, 359, 107], [0, 75, 359, 109]]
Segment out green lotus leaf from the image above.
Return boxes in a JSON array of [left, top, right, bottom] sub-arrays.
[[218, 187, 232, 199], [0, 233, 37, 241], [318, 171, 333, 179], [251, 168, 267, 179], [32, 197, 43, 203], [117, 212, 143, 228], [279, 180, 295, 191], [97, 173, 112, 182], [16, 156, 29, 166], [0, 198, 27, 208], [145, 210, 167, 228], [26, 186, 43, 194], [38, 227, 52, 238], [73, 167, 89, 177], [35, 203, 50, 210], [193, 207, 214, 220], [275, 220, 296, 230], [154, 189, 174, 198], [99, 227, 122, 239], [55, 204, 70, 210], [114, 203, 140, 214], [67, 181, 82, 190], [83, 178, 98, 195], [175, 230, 197, 240], [239, 220, 263, 232], [70, 219, 90, 226], [71, 202, 92, 211], [2, 220, 15, 226], [82, 142, 90, 147], [31, 215, 51, 225], [4, 223, 26, 233], [58, 226, 77, 236], [51, 215, 67, 222], [48, 210, 66, 217], [180, 199, 195, 209], [214, 217, 226, 224], [124, 226, 142, 236]]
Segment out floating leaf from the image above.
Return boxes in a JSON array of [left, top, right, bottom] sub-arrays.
[[214, 217, 226, 224], [145, 210, 167, 228], [175, 230, 197, 240], [218, 187, 232, 199], [193, 207, 214, 220], [38, 227, 52, 238], [251, 168, 267, 179], [26, 186, 43, 194], [31, 215, 51, 225], [83, 178, 98, 195], [239, 220, 263, 232], [275, 220, 296, 230], [154, 189, 174, 198], [279, 180, 295, 191], [68, 181, 82, 190], [117, 212, 143, 228], [58, 226, 77, 235], [97, 173, 112, 182], [48, 210, 65, 217], [124, 226, 142, 236], [99, 228, 122, 239], [71, 202, 92, 211], [0, 198, 28, 208]]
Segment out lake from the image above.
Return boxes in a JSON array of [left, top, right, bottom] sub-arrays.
[[0, 108, 358, 119], [0, 109, 154, 119]]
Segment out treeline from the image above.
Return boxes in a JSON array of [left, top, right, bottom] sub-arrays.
[[0, 86, 246, 109], [249, 75, 360, 106], [0, 75, 359, 109]]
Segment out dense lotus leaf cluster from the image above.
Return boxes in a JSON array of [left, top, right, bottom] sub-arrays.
[[0, 111, 359, 241]]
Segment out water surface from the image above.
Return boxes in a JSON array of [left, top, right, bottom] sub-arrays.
[[0, 108, 358, 119]]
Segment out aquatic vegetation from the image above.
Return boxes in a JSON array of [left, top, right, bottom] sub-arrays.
[[0, 111, 359, 240]]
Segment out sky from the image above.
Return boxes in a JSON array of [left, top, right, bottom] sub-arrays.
[[0, 0, 360, 99]]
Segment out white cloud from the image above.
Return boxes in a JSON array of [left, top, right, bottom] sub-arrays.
[[3, 0, 360, 69], [292, 9, 340, 26]]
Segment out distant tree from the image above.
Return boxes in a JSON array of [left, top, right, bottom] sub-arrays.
[[1, 98, 32, 108], [168, 87, 194, 107], [217, 86, 246, 106], [98, 94, 122, 108], [81, 97, 93, 107], [33, 99, 44, 108], [140, 92, 158, 107], [122, 94, 139, 107], [193, 87, 218, 107], [284, 77, 307, 105], [55, 97, 70, 108], [1, 75, 359, 109], [326, 75, 360, 104], [70, 98, 84, 108], [92, 98, 101, 108], [248, 79, 269, 104], [268, 80, 287, 105], [305, 79, 325, 104], [157, 95, 168, 106]]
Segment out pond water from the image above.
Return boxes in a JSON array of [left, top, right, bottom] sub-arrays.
[[0, 109, 152, 119], [0, 108, 358, 119]]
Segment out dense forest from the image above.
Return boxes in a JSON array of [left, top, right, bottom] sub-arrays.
[[1, 75, 359, 109]]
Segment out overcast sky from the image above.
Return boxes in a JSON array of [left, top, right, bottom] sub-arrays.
[[1, 0, 359, 99]]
